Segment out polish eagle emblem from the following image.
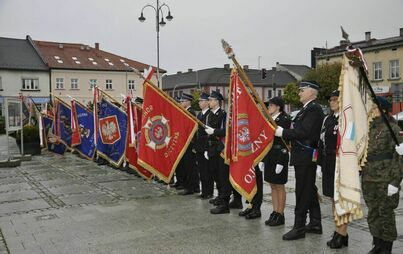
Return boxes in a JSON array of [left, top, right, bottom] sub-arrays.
[[99, 116, 121, 144]]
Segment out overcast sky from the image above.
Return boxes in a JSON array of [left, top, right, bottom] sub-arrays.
[[1, 0, 402, 74]]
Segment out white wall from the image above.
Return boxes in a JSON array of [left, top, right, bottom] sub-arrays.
[[0, 69, 50, 98]]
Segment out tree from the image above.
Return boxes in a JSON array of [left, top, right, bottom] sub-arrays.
[[191, 89, 201, 111], [304, 62, 342, 104], [283, 81, 300, 108]]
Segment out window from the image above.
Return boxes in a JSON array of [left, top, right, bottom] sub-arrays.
[[128, 80, 135, 90], [22, 78, 39, 90], [277, 90, 282, 97], [268, 90, 272, 98], [89, 79, 97, 89], [71, 79, 78, 89], [390, 60, 400, 79], [373, 62, 382, 80], [55, 78, 64, 89], [106, 79, 113, 90]]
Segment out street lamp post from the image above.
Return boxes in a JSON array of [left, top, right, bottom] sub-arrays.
[[139, 0, 173, 88]]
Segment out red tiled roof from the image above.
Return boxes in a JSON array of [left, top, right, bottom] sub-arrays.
[[33, 40, 165, 72]]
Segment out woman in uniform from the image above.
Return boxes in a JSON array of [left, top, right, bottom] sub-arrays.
[[263, 97, 291, 226], [317, 90, 349, 249]]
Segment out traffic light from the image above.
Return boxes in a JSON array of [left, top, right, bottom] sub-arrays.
[[261, 68, 267, 79]]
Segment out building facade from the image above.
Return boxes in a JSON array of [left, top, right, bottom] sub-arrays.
[[0, 36, 50, 113], [313, 28, 403, 114]]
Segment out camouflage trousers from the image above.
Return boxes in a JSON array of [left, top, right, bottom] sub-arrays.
[[362, 181, 400, 242]]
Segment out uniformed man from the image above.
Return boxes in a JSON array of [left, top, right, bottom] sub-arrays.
[[274, 80, 324, 240], [177, 93, 199, 195], [194, 92, 213, 199], [362, 96, 403, 254], [204, 91, 230, 214]]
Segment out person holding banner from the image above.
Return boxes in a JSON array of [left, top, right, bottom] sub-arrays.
[[261, 97, 291, 226], [194, 92, 214, 199], [177, 93, 200, 195], [362, 97, 402, 254], [205, 91, 230, 214], [316, 90, 349, 249], [275, 81, 324, 240]]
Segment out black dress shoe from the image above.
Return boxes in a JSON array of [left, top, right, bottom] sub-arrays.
[[327, 232, 337, 247], [239, 208, 252, 217], [282, 227, 306, 240], [368, 237, 382, 254], [176, 185, 184, 190], [209, 197, 217, 204], [229, 200, 243, 209], [269, 213, 285, 226], [194, 188, 200, 193], [265, 212, 277, 225], [178, 189, 194, 195], [305, 222, 323, 234], [328, 232, 348, 249], [197, 194, 205, 199], [202, 195, 213, 200], [210, 205, 230, 214], [245, 210, 261, 220]]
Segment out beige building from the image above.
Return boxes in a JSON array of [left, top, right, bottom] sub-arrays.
[[314, 28, 403, 114], [33, 38, 160, 105]]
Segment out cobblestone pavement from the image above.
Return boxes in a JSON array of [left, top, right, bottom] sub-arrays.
[[0, 135, 402, 254]]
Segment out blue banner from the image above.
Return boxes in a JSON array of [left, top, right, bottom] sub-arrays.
[[43, 115, 67, 155], [96, 98, 127, 167], [75, 103, 96, 159], [56, 101, 72, 147]]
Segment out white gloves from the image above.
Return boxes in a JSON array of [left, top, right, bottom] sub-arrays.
[[395, 143, 403, 155], [205, 125, 215, 135], [258, 162, 265, 171], [387, 184, 399, 196], [204, 151, 209, 160], [316, 165, 322, 178], [275, 164, 284, 174], [275, 126, 283, 137]]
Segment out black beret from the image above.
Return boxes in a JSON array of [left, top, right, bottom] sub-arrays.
[[180, 93, 194, 102], [267, 97, 285, 111], [199, 92, 210, 101], [326, 90, 340, 100], [376, 96, 392, 112]]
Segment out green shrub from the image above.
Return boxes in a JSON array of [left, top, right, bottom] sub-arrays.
[[16, 125, 40, 143]]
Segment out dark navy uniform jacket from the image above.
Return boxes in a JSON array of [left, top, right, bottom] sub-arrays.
[[282, 100, 324, 166], [194, 109, 210, 153], [206, 107, 226, 157]]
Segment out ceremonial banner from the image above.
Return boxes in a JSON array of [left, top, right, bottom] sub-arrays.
[[72, 100, 96, 160], [334, 52, 374, 225], [125, 98, 153, 180], [138, 81, 198, 183], [54, 99, 73, 148], [70, 100, 82, 147], [225, 70, 275, 201], [96, 97, 127, 167], [42, 115, 67, 155]]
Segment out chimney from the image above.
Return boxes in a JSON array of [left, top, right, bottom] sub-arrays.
[[400, 28, 403, 36], [188, 68, 193, 72], [177, 71, 182, 74], [243, 65, 249, 70], [365, 31, 371, 41], [58, 43, 63, 49], [224, 64, 230, 70], [95, 42, 99, 50]]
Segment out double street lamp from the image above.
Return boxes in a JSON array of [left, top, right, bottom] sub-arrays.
[[139, 1, 173, 88]]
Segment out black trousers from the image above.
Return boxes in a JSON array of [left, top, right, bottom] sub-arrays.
[[196, 152, 213, 196], [253, 167, 263, 210], [232, 166, 263, 210], [208, 155, 222, 196], [182, 148, 198, 191], [294, 163, 320, 220]]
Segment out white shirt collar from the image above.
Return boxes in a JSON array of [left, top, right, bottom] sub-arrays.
[[202, 108, 209, 115], [272, 112, 281, 120], [334, 112, 339, 118], [211, 107, 220, 114], [303, 99, 314, 108]]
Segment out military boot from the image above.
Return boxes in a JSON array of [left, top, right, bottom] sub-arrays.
[[368, 237, 382, 254], [378, 240, 393, 254]]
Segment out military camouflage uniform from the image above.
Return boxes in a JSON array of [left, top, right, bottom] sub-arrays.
[[362, 117, 402, 242]]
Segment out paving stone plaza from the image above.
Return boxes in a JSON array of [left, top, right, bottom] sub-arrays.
[[0, 135, 402, 254]]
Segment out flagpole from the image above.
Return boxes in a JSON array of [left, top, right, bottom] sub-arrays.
[[221, 39, 291, 151], [130, 68, 206, 128], [358, 66, 399, 145]]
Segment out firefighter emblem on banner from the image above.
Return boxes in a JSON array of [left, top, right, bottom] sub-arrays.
[[143, 114, 171, 150]]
